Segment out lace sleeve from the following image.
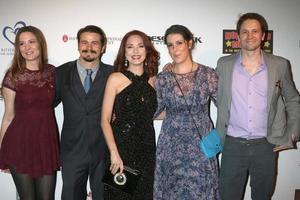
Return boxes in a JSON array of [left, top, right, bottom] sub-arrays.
[[2, 70, 16, 91], [154, 73, 166, 118], [45, 64, 55, 85], [207, 67, 218, 105]]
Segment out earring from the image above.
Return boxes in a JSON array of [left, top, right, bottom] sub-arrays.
[[144, 60, 148, 67], [125, 59, 128, 67]]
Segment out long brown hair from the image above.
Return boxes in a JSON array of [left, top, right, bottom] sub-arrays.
[[114, 30, 159, 77], [10, 26, 48, 78]]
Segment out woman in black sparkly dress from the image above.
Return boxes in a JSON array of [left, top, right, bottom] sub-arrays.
[[101, 30, 159, 200]]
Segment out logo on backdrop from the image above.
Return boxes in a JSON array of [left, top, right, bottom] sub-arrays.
[[61, 34, 203, 46], [1, 21, 26, 56], [62, 34, 122, 45], [149, 36, 203, 45], [2, 21, 26, 45], [222, 29, 273, 54], [107, 36, 122, 45], [62, 34, 77, 42]]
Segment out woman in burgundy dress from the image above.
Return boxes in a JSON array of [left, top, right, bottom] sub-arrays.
[[0, 26, 60, 200]]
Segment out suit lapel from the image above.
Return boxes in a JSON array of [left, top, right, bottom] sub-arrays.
[[264, 52, 277, 113], [85, 62, 107, 103], [87, 65, 101, 96], [70, 63, 86, 106], [225, 54, 238, 109]]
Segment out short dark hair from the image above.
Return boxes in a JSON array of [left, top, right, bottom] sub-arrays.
[[77, 25, 107, 46], [164, 24, 195, 49], [237, 13, 268, 35]]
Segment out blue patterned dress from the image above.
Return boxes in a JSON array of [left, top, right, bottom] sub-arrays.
[[153, 64, 220, 200]]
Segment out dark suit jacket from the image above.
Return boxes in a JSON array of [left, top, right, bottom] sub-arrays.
[[55, 60, 114, 165], [216, 52, 300, 147]]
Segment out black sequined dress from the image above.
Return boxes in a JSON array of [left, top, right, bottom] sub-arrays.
[[104, 71, 157, 200]]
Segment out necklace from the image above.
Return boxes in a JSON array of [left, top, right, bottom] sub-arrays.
[[174, 61, 194, 74]]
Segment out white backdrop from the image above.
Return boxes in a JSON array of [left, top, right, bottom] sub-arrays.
[[0, 0, 300, 199]]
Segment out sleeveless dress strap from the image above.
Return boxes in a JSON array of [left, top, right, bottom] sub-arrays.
[[122, 71, 149, 83]]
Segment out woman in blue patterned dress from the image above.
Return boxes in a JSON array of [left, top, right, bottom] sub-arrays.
[[153, 25, 220, 200]]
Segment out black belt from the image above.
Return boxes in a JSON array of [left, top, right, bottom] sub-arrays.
[[226, 135, 267, 145]]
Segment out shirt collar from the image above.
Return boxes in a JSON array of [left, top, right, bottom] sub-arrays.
[[237, 50, 267, 71], [76, 59, 100, 74]]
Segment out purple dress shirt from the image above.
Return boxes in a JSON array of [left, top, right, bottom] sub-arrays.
[[227, 53, 268, 139]]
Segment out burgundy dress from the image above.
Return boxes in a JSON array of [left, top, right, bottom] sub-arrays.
[[0, 64, 60, 177]]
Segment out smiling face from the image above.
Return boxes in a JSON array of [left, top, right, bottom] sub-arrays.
[[125, 34, 146, 67], [238, 19, 265, 52], [78, 32, 105, 63], [166, 33, 192, 65], [18, 32, 40, 63]]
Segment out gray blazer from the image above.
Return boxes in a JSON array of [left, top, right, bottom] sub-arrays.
[[55, 60, 114, 164], [216, 52, 300, 147]]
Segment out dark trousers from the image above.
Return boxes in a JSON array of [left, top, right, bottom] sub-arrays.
[[61, 156, 104, 200], [220, 136, 277, 200]]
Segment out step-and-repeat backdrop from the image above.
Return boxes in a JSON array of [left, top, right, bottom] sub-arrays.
[[1, 0, 300, 199]]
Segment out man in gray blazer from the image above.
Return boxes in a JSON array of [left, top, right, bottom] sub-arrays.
[[216, 13, 300, 200], [55, 25, 113, 200]]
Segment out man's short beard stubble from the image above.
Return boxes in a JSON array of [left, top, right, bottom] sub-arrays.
[[82, 50, 98, 62]]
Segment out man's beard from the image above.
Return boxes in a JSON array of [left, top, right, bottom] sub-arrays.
[[82, 50, 97, 62], [83, 57, 96, 62]]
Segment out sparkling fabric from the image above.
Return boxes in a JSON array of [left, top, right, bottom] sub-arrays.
[[0, 65, 60, 177], [104, 70, 157, 200], [153, 64, 221, 200]]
